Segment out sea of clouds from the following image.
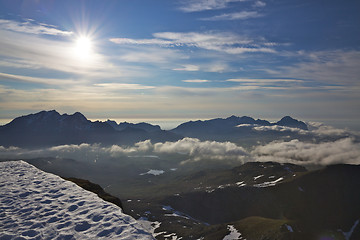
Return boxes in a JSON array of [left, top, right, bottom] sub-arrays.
[[0, 122, 359, 167]]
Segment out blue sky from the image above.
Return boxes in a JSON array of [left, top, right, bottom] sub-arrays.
[[0, 0, 359, 128]]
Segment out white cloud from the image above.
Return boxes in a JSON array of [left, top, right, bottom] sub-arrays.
[[111, 31, 276, 55], [93, 83, 155, 90], [1, 128, 359, 166], [0, 72, 78, 86], [252, 138, 360, 165], [153, 138, 248, 163], [237, 121, 359, 139], [179, 0, 246, 12], [117, 46, 188, 65], [109, 38, 173, 46], [251, 125, 307, 134], [0, 19, 73, 36], [307, 122, 356, 137], [109, 137, 249, 163], [182, 79, 210, 83], [173, 64, 200, 71], [226, 78, 304, 84], [0, 138, 248, 164], [201, 11, 262, 21], [253, 1, 266, 7]]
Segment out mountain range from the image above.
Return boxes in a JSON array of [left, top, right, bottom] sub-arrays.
[[0, 110, 308, 147], [0, 110, 180, 147]]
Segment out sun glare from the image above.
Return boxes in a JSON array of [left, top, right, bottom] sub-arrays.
[[74, 36, 93, 59]]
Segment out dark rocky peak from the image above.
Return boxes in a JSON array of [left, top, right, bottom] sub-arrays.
[[255, 119, 271, 126], [118, 122, 161, 132], [63, 112, 89, 123], [276, 116, 308, 130], [104, 120, 161, 132], [60, 112, 91, 130], [106, 120, 119, 129], [72, 112, 87, 120], [225, 115, 256, 125], [133, 122, 161, 132], [238, 116, 256, 124], [7, 110, 61, 127], [2, 110, 95, 132], [29, 110, 61, 121], [106, 119, 117, 124]]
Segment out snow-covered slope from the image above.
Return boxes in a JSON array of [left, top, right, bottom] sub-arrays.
[[0, 160, 154, 239]]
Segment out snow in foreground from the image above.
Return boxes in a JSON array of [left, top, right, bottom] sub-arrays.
[[0, 160, 154, 239]]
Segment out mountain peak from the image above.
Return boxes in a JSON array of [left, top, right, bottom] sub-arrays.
[[71, 112, 88, 121], [276, 116, 308, 130]]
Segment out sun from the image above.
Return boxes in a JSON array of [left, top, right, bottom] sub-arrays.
[[74, 36, 93, 59]]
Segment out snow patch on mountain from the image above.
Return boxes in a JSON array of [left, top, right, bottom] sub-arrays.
[[223, 225, 245, 240], [140, 169, 165, 176], [0, 160, 154, 239]]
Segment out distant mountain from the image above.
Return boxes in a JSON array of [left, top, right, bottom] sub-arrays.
[[0, 110, 114, 147], [0, 111, 308, 147], [106, 120, 161, 132], [2, 110, 113, 133], [170, 115, 308, 141], [276, 116, 308, 130], [0, 110, 181, 147], [171, 116, 268, 135]]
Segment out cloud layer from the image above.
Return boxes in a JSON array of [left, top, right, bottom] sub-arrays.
[[1, 125, 359, 167], [0, 138, 248, 165], [252, 138, 360, 165]]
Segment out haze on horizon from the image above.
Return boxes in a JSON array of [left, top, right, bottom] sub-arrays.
[[0, 0, 359, 129]]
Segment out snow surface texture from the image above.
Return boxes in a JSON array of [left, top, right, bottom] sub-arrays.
[[0, 161, 154, 240], [223, 225, 245, 240]]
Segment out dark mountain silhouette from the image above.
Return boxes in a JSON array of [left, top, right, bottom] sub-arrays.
[[0, 111, 309, 147], [0, 110, 181, 147], [170, 116, 267, 138], [276, 116, 308, 130], [106, 120, 161, 132], [170, 115, 308, 141]]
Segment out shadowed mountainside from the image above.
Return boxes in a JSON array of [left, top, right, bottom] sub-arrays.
[[0, 110, 309, 147], [0, 110, 181, 147], [160, 163, 360, 239]]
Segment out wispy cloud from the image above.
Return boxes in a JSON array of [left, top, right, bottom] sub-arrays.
[[201, 11, 262, 21], [226, 78, 304, 84], [173, 64, 200, 71], [110, 31, 276, 55], [0, 72, 78, 85], [0, 19, 72, 36], [118, 47, 188, 64], [109, 38, 173, 46], [93, 83, 155, 90], [179, 0, 246, 12], [253, 1, 266, 7], [182, 79, 210, 83]]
